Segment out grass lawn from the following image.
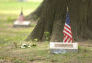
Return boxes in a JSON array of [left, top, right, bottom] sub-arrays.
[[0, 0, 42, 46], [0, 0, 42, 19], [0, 0, 92, 63]]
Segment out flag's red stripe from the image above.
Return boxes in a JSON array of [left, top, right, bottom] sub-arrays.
[[64, 36, 68, 42], [63, 22, 73, 43], [65, 25, 71, 31], [63, 29, 72, 38], [63, 36, 72, 43], [64, 36, 68, 43], [63, 32, 72, 40], [68, 38, 72, 43], [65, 36, 70, 42], [64, 28, 72, 35]]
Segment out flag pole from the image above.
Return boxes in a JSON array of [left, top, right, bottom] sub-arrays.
[[21, 7, 23, 12], [67, 6, 69, 12], [18, 7, 24, 21], [66, 6, 74, 42], [21, 7, 23, 15]]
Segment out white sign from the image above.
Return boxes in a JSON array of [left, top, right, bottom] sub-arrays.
[[14, 20, 30, 25], [50, 42, 78, 54], [13, 20, 31, 27]]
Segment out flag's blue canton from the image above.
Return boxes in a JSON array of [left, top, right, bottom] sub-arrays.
[[66, 12, 70, 25]]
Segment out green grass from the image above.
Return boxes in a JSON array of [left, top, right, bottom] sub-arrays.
[[0, 0, 42, 46], [0, 42, 92, 63], [0, 0, 42, 19], [0, 0, 92, 63]]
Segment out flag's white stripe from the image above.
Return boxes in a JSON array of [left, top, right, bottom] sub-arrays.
[[63, 36, 67, 42], [63, 30, 72, 37], [64, 27, 71, 33], [66, 38, 70, 43], [63, 30, 72, 38], [67, 38, 70, 42], [63, 36, 69, 43], [63, 36, 71, 43], [65, 23, 70, 28], [68, 38, 72, 43]]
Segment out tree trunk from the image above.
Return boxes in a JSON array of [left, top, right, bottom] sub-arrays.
[[26, 0, 92, 42], [25, 0, 47, 20]]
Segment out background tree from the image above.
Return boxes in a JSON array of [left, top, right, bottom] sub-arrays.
[[26, 0, 92, 42]]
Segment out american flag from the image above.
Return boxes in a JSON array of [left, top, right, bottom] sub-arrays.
[[18, 10, 24, 21], [63, 12, 73, 43]]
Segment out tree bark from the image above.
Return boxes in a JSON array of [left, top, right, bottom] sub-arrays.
[[26, 0, 92, 42]]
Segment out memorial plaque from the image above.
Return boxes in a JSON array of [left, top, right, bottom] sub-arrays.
[[50, 42, 78, 54], [13, 10, 31, 27], [13, 20, 31, 27]]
